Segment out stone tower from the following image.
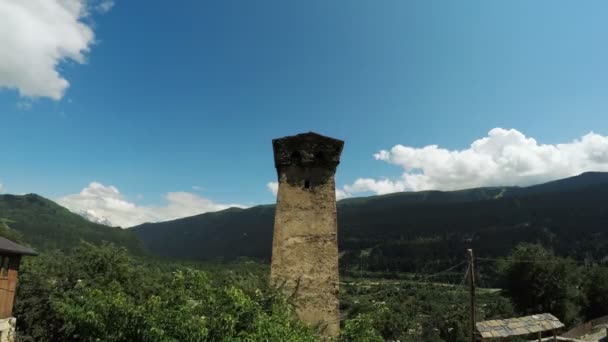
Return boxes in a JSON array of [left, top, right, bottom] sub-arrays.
[[271, 132, 344, 337]]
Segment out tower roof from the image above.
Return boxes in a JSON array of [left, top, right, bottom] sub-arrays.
[[0, 236, 38, 256], [272, 132, 344, 169]]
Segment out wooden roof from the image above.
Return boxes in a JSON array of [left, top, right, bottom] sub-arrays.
[[476, 313, 564, 338], [0, 236, 38, 256]]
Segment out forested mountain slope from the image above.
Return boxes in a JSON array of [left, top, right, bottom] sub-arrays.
[[133, 172, 608, 271], [0, 194, 145, 254]]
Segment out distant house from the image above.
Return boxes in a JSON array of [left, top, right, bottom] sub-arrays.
[[0, 236, 37, 342]]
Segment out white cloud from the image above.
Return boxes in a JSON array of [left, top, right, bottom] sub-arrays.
[[16, 100, 33, 110], [0, 0, 106, 100], [266, 182, 278, 196], [57, 182, 246, 228], [335, 189, 350, 200], [339, 128, 608, 197], [96, 0, 114, 13], [0, 183, 3, 193], [344, 178, 406, 196]]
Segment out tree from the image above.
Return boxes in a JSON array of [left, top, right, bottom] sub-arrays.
[[15, 242, 318, 341], [582, 266, 608, 320], [498, 243, 583, 325]]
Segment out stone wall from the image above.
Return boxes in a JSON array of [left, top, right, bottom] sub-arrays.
[[0, 318, 15, 342]]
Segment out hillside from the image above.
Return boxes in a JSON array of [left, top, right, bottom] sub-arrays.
[[0, 194, 146, 254], [133, 172, 608, 272]]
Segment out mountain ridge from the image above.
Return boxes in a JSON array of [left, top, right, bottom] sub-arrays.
[[132, 172, 608, 269], [0, 193, 146, 254]]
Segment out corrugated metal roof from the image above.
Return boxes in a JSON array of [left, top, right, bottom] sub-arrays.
[[476, 313, 564, 338], [0, 236, 38, 256]]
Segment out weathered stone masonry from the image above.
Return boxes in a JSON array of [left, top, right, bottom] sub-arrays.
[[270, 132, 343, 337]]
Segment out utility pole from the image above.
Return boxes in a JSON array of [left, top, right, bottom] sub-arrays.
[[468, 249, 476, 342]]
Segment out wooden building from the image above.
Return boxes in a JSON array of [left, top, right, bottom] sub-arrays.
[[0, 237, 37, 319]]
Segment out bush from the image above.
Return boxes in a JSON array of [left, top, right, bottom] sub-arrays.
[[15, 242, 316, 341], [340, 313, 383, 342]]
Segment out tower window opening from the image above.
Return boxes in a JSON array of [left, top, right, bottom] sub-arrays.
[[304, 180, 311, 189]]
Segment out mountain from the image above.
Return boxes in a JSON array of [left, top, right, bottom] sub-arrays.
[[134, 205, 274, 260], [514, 171, 608, 195], [0, 194, 146, 254], [133, 172, 608, 272]]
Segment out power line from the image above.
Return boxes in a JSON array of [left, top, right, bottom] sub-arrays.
[[477, 257, 564, 264], [459, 264, 470, 288], [341, 263, 472, 297], [421, 261, 467, 278], [477, 256, 608, 268]]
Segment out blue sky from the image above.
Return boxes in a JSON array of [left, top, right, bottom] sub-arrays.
[[2, 1, 608, 226]]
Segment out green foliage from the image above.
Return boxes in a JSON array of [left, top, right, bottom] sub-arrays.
[[494, 242, 608, 332], [339, 313, 383, 342], [498, 243, 583, 325], [0, 218, 25, 243], [340, 277, 515, 342], [15, 242, 316, 342], [582, 266, 608, 320], [0, 194, 145, 254], [19, 241, 608, 341]]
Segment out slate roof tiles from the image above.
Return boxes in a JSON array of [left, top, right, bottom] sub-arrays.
[[476, 313, 564, 339]]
